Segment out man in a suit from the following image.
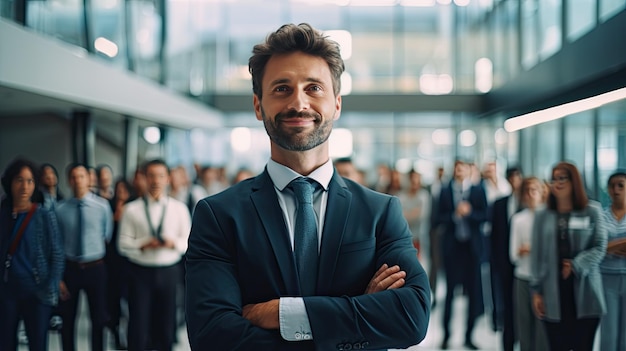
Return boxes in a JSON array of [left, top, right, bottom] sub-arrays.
[[185, 23, 430, 351], [437, 159, 488, 350], [489, 166, 523, 351]]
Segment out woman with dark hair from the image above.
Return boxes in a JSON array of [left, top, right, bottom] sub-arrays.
[[530, 161, 607, 351], [0, 158, 64, 351], [39, 163, 64, 210], [599, 170, 626, 351]]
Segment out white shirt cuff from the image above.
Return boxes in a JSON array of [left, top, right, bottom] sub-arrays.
[[279, 297, 313, 341]]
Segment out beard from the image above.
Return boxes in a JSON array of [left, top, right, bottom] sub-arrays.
[[261, 107, 334, 151]]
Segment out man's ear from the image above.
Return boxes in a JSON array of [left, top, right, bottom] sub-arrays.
[[253, 95, 263, 121], [334, 95, 342, 121]]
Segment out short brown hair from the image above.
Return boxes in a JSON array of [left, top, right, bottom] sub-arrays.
[[248, 23, 345, 99], [547, 161, 588, 210]]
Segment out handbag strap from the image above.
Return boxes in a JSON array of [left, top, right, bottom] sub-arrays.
[[7, 203, 37, 256]]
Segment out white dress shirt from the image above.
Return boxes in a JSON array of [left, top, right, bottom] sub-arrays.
[[510, 208, 535, 280], [118, 195, 191, 267], [266, 158, 334, 342]]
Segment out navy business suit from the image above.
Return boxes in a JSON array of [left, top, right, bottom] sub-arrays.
[[490, 195, 516, 351], [185, 170, 430, 351], [437, 180, 487, 344]]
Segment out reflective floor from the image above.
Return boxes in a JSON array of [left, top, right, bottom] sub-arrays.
[[18, 271, 600, 351], [18, 278, 502, 351]]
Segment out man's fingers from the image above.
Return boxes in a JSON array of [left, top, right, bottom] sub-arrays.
[[365, 264, 406, 294], [387, 278, 405, 290], [376, 264, 399, 280], [368, 270, 406, 293]]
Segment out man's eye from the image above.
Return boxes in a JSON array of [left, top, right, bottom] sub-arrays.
[[309, 85, 322, 92], [275, 86, 289, 92]]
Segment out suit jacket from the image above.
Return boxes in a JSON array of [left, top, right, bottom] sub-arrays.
[[437, 180, 488, 261], [185, 170, 430, 351], [490, 195, 515, 280], [529, 202, 607, 322]]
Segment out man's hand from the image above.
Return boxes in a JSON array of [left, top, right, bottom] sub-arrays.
[[562, 259, 573, 279], [59, 280, 70, 301], [141, 237, 175, 250], [242, 299, 280, 329], [140, 237, 162, 250], [518, 244, 531, 257], [364, 264, 406, 294], [161, 238, 176, 249], [532, 293, 545, 319], [455, 201, 472, 217]]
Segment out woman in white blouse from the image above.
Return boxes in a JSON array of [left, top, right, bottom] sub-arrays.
[[510, 177, 549, 351]]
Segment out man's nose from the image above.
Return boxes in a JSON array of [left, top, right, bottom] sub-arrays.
[[286, 90, 310, 111]]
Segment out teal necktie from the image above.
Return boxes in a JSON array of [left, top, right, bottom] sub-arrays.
[[290, 178, 319, 296]]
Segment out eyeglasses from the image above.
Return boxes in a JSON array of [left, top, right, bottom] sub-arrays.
[[550, 176, 570, 185]]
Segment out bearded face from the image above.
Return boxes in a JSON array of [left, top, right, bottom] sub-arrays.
[[260, 107, 335, 152]]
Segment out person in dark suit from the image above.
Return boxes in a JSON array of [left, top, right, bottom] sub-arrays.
[[437, 159, 488, 350], [489, 166, 523, 351], [185, 23, 430, 351]]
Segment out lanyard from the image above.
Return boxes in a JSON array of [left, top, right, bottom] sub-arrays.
[[4, 203, 37, 282], [143, 197, 167, 243]]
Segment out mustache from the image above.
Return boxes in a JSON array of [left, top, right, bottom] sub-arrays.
[[275, 110, 320, 121]]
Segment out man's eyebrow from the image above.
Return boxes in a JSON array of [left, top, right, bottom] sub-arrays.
[[269, 78, 290, 86], [268, 77, 325, 86]]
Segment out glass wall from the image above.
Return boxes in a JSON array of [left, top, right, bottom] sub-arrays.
[[515, 99, 626, 203], [563, 112, 595, 194], [600, 0, 626, 21], [5, 0, 624, 99], [3, 0, 625, 190], [567, 0, 596, 41], [597, 102, 626, 206]]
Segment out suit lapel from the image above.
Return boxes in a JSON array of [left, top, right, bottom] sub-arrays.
[[317, 174, 352, 293], [250, 170, 300, 295]]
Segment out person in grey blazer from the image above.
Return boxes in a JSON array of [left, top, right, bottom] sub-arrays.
[[530, 161, 607, 351]]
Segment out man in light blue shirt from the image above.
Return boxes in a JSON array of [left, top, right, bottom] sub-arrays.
[[56, 163, 112, 351]]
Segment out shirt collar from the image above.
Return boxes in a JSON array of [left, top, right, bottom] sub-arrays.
[[267, 158, 333, 192], [145, 194, 168, 205], [73, 191, 95, 204]]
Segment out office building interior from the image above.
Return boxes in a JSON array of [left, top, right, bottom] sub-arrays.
[[1, 0, 626, 350]]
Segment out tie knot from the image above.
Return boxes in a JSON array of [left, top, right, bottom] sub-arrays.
[[290, 178, 315, 204]]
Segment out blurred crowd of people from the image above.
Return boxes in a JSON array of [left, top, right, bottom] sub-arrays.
[[0, 158, 253, 351], [1, 155, 625, 351], [335, 157, 625, 351]]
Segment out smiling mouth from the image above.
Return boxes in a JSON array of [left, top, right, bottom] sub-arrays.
[[283, 118, 314, 124]]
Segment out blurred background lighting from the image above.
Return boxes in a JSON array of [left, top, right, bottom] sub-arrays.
[[230, 127, 252, 152], [143, 126, 161, 144], [340, 72, 353, 96], [329, 128, 353, 158], [94, 37, 118, 58], [432, 128, 454, 145], [494, 128, 508, 144], [325, 30, 353, 60], [475, 58, 493, 93], [459, 129, 477, 147]]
